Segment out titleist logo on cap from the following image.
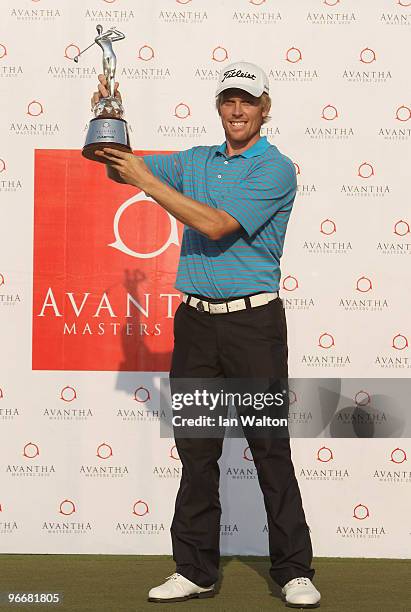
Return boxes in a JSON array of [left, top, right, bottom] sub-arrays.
[[221, 69, 257, 83]]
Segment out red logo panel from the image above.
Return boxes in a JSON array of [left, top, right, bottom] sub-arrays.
[[33, 150, 182, 371]]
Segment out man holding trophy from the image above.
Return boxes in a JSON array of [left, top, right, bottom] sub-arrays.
[[85, 26, 321, 609]]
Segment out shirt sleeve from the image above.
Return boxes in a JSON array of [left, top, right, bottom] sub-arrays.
[[220, 156, 297, 238], [143, 150, 188, 193]]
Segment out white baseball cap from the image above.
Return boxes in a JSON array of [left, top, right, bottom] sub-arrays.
[[215, 61, 270, 98]]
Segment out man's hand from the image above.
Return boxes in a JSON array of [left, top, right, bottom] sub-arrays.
[[95, 148, 153, 189], [91, 74, 122, 109]]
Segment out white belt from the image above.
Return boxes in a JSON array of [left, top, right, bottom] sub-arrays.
[[182, 292, 279, 314]]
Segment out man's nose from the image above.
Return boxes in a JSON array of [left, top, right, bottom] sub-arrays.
[[231, 102, 244, 117]]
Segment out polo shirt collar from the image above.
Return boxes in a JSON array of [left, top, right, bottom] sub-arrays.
[[216, 135, 270, 159]]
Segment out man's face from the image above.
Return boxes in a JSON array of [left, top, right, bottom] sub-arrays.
[[218, 88, 269, 146]]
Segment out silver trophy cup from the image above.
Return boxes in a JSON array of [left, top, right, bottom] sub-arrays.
[[75, 25, 131, 183]]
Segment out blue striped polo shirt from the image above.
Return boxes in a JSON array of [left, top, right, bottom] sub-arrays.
[[144, 136, 296, 299]]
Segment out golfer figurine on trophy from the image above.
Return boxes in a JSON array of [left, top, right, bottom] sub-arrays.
[[75, 25, 131, 183]]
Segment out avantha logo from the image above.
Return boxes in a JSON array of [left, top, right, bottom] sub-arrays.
[[396, 105, 411, 122], [64, 44, 81, 60], [285, 47, 302, 63], [355, 276, 372, 292], [59, 499, 76, 516], [137, 45, 155, 61], [134, 386, 150, 403], [212, 46, 229, 62], [359, 48, 376, 64], [243, 446, 254, 462], [26, 100, 44, 116], [23, 442, 40, 459], [133, 500, 149, 516], [282, 275, 299, 291], [358, 162, 374, 179], [354, 390, 371, 407], [317, 446, 333, 462], [174, 102, 191, 119], [320, 219, 337, 235], [33, 149, 180, 371], [390, 448, 407, 464], [60, 386, 77, 402], [321, 104, 338, 120], [353, 503, 369, 520], [96, 443, 113, 459], [392, 333, 408, 350], [394, 220, 410, 236], [318, 333, 335, 349]]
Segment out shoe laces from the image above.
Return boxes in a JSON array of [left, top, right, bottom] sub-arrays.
[[290, 577, 310, 587], [166, 573, 181, 581]]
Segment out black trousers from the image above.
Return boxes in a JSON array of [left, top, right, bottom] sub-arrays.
[[169, 296, 314, 588]]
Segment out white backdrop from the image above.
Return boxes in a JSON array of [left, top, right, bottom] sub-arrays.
[[1, 0, 411, 558]]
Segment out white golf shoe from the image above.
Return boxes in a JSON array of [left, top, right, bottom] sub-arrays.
[[281, 577, 321, 608], [148, 572, 215, 603]]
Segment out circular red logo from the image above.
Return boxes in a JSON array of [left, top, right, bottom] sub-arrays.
[[390, 448, 407, 464], [0, 158, 6, 173], [96, 443, 113, 460], [354, 390, 371, 407], [395, 105, 411, 122], [321, 104, 338, 121], [243, 446, 254, 462], [318, 333, 335, 349], [23, 442, 40, 459], [320, 219, 337, 235], [392, 333, 408, 351], [324, 0, 340, 5], [60, 386, 77, 402], [282, 275, 299, 291], [0, 273, 4, 286], [174, 102, 191, 119], [27, 100, 44, 117], [358, 162, 374, 179], [359, 48, 376, 64], [285, 47, 302, 64], [288, 389, 297, 405], [59, 499, 76, 516], [64, 44, 81, 61], [169, 445, 180, 460], [0, 44, 7, 60], [317, 446, 333, 462], [355, 276, 372, 293], [134, 386, 151, 403], [394, 220, 410, 236], [353, 504, 369, 520], [133, 500, 149, 516], [137, 45, 154, 61], [398, 0, 411, 6], [212, 46, 229, 63]]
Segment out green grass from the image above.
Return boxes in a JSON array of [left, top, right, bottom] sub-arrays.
[[1, 555, 410, 612]]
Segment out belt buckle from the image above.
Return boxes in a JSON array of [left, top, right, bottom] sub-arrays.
[[196, 300, 205, 312]]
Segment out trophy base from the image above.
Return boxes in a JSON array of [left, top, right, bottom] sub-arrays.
[[82, 116, 132, 184]]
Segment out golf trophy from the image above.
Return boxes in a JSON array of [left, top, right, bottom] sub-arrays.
[[75, 25, 131, 183]]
